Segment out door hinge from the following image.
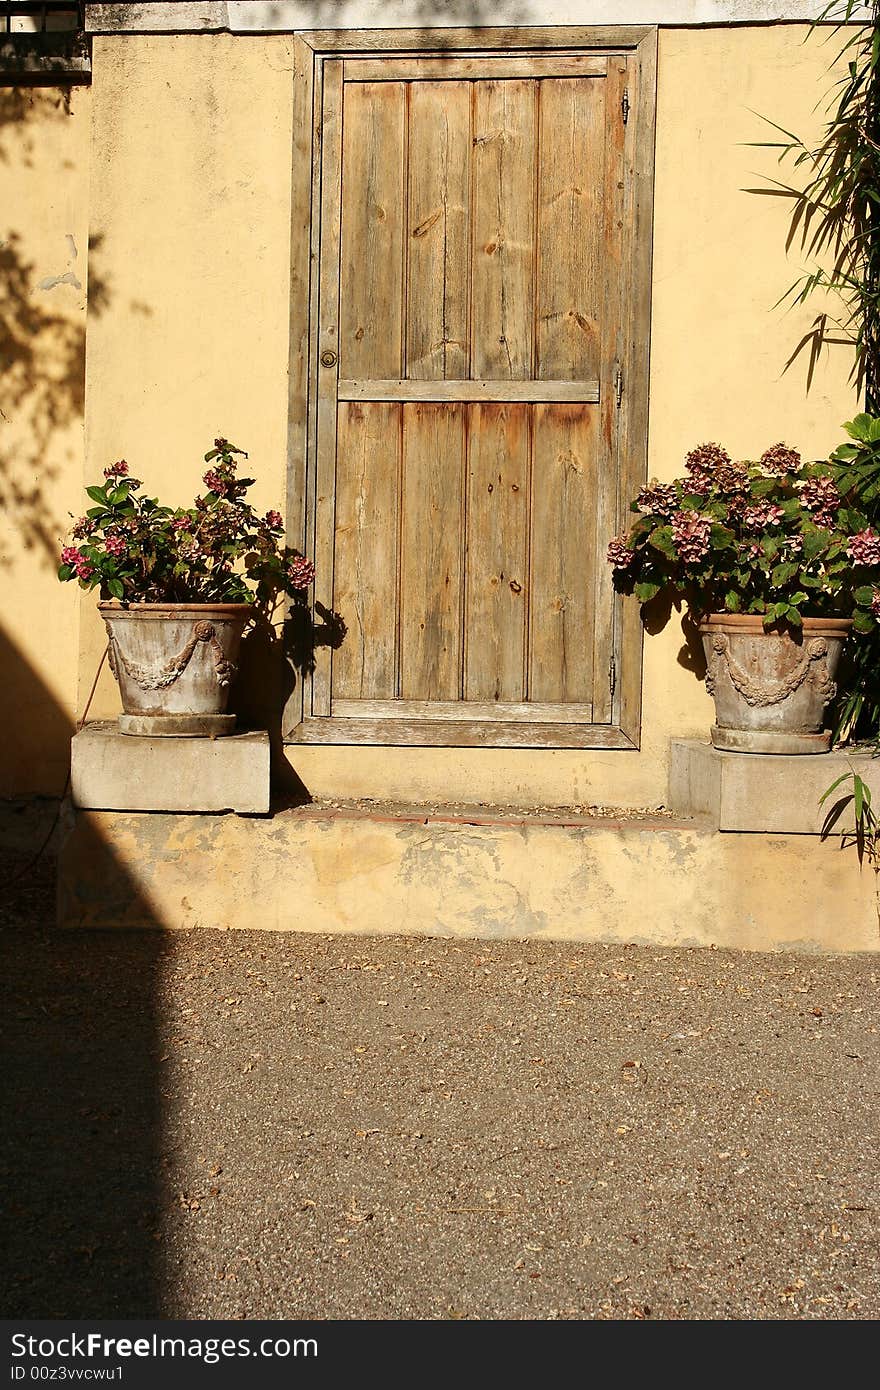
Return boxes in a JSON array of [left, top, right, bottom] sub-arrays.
[[609, 655, 617, 698], [621, 88, 630, 125], [614, 364, 624, 409]]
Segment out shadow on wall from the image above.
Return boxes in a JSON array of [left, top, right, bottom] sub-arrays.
[[639, 589, 708, 681], [236, 601, 347, 800], [286, 0, 533, 27], [0, 87, 111, 571], [0, 623, 73, 798], [291, 0, 531, 25], [0, 625, 167, 1317]]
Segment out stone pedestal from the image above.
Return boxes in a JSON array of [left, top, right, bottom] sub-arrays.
[[669, 738, 880, 834], [71, 721, 270, 815]]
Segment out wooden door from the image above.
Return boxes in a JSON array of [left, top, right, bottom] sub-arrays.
[[300, 43, 654, 748]]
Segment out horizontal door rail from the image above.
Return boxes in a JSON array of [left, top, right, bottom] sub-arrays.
[[337, 379, 601, 404], [290, 717, 635, 750], [344, 55, 609, 81], [332, 699, 597, 723]]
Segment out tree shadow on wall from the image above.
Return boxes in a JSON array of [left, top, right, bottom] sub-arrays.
[[0, 87, 111, 572], [292, 0, 532, 31]]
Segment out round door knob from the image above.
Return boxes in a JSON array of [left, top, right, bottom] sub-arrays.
[[320, 349, 338, 368]]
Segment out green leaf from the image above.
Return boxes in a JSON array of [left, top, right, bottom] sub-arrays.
[[708, 524, 736, 548], [853, 608, 875, 633], [820, 771, 853, 805], [801, 529, 827, 561], [107, 577, 124, 600], [86, 485, 108, 504], [57, 564, 73, 582], [635, 580, 661, 602], [771, 561, 799, 586], [724, 590, 742, 613], [844, 413, 876, 443], [649, 526, 676, 560], [628, 515, 656, 542], [854, 772, 864, 821], [855, 585, 875, 605]]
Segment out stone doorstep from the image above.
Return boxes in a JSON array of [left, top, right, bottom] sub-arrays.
[[58, 806, 879, 949], [70, 721, 270, 815], [669, 738, 880, 835]]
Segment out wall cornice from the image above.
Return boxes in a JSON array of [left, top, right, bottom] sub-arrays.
[[85, 2, 871, 35]]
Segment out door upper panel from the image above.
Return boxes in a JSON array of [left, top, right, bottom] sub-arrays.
[[336, 59, 611, 395]]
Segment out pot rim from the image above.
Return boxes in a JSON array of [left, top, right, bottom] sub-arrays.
[[98, 601, 254, 617], [699, 613, 852, 634]]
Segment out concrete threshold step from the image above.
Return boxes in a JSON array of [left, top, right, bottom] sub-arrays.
[[58, 805, 877, 951], [278, 797, 703, 833]]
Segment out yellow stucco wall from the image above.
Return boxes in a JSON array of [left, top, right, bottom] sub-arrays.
[[0, 85, 89, 796], [3, 24, 860, 803], [79, 32, 297, 739]]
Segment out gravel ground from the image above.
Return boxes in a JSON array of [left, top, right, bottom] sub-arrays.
[[2, 802, 879, 1321]]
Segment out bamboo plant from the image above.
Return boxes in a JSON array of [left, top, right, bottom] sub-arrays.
[[756, 2, 880, 741]]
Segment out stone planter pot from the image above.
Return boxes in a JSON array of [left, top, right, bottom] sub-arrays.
[[99, 602, 252, 736], [699, 613, 852, 754]]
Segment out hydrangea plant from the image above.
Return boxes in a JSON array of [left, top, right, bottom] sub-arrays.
[[58, 438, 315, 612], [607, 440, 880, 632]]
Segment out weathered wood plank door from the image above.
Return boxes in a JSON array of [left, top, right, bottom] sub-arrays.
[[301, 42, 654, 748]]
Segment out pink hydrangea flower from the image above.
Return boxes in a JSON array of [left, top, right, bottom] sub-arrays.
[[265, 510, 283, 530], [288, 556, 316, 589], [203, 469, 230, 496], [171, 516, 191, 531], [636, 483, 678, 518], [686, 443, 731, 473], [760, 443, 801, 477], [671, 510, 712, 563], [607, 535, 636, 568], [684, 442, 731, 494], [104, 535, 127, 557], [799, 474, 840, 527], [61, 545, 82, 566], [103, 460, 129, 478], [715, 461, 750, 494], [74, 559, 95, 581], [743, 503, 784, 530], [848, 529, 880, 565], [71, 516, 93, 540]]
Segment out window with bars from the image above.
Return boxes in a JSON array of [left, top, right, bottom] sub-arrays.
[[0, 3, 83, 32], [0, 2, 89, 78]]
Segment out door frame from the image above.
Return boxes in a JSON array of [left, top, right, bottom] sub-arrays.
[[283, 24, 657, 749]]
